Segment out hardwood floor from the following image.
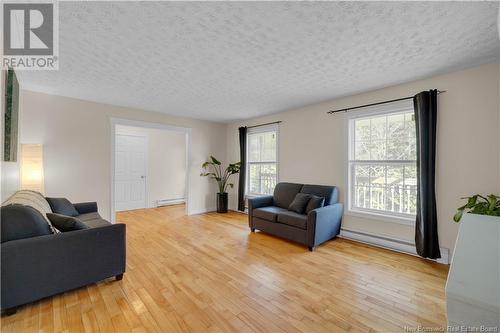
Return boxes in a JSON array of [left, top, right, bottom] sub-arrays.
[[1, 205, 449, 332]]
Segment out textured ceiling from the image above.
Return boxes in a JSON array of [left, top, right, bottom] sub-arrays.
[[17, 1, 500, 123]]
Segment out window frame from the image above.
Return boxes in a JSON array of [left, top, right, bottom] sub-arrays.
[[246, 123, 279, 197], [345, 100, 416, 225]]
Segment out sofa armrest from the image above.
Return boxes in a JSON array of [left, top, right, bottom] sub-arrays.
[[307, 203, 343, 247], [1, 224, 126, 310], [73, 202, 98, 214], [248, 195, 274, 210], [248, 195, 274, 229]]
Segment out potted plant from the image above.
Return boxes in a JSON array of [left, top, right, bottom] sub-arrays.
[[200, 156, 241, 213], [446, 194, 500, 328], [453, 194, 500, 222]]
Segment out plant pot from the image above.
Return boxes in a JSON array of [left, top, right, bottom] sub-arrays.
[[217, 192, 228, 213]]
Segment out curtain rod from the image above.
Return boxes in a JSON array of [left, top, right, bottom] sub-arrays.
[[247, 121, 282, 129], [327, 90, 446, 115]]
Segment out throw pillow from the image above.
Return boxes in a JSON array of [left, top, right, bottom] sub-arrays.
[[46, 197, 79, 217], [1, 204, 53, 243], [3, 190, 58, 233], [46, 213, 89, 232], [288, 193, 312, 214], [306, 195, 325, 214]]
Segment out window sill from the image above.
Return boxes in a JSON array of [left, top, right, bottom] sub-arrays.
[[345, 209, 416, 226], [246, 193, 272, 198]]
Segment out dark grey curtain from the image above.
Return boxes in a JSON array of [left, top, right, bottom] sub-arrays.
[[413, 90, 441, 259], [238, 127, 247, 211]]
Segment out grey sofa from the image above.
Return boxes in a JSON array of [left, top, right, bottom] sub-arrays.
[[249, 182, 343, 250], [1, 201, 126, 315]]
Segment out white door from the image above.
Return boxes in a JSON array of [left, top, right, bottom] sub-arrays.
[[115, 134, 147, 211]]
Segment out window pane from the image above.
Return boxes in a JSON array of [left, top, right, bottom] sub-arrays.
[[248, 163, 277, 195], [354, 141, 370, 160], [353, 164, 370, 209], [386, 165, 405, 213], [387, 113, 406, 141], [387, 138, 407, 160], [369, 165, 385, 210], [248, 135, 261, 162], [405, 113, 416, 139], [370, 116, 386, 142], [354, 118, 370, 142], [404, 165, 417, 215], [351, 162, 416, 216], [248, 131, 276, 162], [369, 140, 386, 160]]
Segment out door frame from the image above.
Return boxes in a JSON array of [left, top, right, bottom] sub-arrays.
[[114, 132, 149, 212], [110, 117, 192, 223]]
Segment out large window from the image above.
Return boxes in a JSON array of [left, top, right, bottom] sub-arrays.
[[247, 125, 278, 196], [348, 101, 417, 223]]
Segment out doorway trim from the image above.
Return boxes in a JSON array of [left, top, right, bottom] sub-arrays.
[[110, 117, 192, 223]]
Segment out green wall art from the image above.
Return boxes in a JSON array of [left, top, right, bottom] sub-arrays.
[[4, 69, 19, 162]]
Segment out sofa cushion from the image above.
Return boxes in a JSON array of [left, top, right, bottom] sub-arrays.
[[46, 213, 89, 232], [300, 184, 339, 205], [83, 218, 112, 229], [77, 212, 102, 222], [277, 211, 308, 230], [46, 197, 79, 217], [253, 206, 288, 222], [77, 212, 111, 228], [78, 212, 102, 222], [3, 190, 58, 233], [273, 183, 303, 209], [306, 195, 325, 214], [288, 193, 312, 214], [1, 205, 52, 243]]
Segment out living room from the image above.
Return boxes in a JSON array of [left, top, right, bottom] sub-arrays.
[[1, 2, 499, 332]]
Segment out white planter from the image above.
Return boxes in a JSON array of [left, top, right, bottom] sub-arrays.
[[445, 213, 500, 329]]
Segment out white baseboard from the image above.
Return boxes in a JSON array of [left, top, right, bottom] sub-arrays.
[[156, 198, 185, 207], [339, 229, 449, 265]]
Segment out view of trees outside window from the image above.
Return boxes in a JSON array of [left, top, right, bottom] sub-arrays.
[[247, 130, 277, 195], [350, 111, 417, 216]]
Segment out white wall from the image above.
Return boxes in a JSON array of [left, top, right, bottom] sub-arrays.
[[6, 61, 500, 258], [20, 90, 226, 219], [116, 125, 186, 207], [226, 61, 500, 257], [1, 70, 21, 202]]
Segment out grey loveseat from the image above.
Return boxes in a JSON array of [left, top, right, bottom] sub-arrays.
[[1, 198, 126, 315], [248, 182, 343, 250]]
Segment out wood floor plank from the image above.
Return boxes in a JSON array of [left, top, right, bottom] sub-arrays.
[[1, 205, 449, 332]]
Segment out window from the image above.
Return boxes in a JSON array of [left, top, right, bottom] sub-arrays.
[[347, 101, 417, 223], [247, 125, 278, 196]]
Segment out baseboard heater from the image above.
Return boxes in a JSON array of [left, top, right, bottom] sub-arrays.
[[339, 229, 449, 265], [156, 198, 185, 207]]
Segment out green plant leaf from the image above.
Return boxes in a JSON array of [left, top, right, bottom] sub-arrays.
[[210, 156, 221, 165], [487, 195, 498, 211], [454, 194, 500, 222], [465, 195, 478, 208], [453, 210, 463, 223]]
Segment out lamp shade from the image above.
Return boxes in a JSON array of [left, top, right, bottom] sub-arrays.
[[20, 144, 44, 194]]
